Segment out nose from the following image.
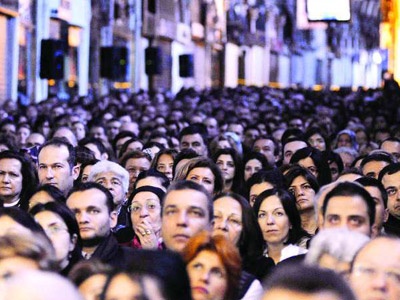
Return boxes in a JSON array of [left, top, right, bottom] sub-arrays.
[[176, 211, 188, 227], [215, 219, 228, 231], [200, 269, 210, 283], [1, 174, 9, 182], [140, 206, 149, 218], [370, 271, 389, 291], [266, 214, 275, 225], [46, 168, 54, 179], [76, 212, 89, 224]]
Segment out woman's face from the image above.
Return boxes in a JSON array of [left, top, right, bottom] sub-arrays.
[[308, 133, 326, 151], [34, 211, 75, 267], [244, 159, 262, 181], [257, 195, 290, 246], [329, 161, 340, 181], [81, 165, 93, 182], [29, 191, 55, 210], [212, 196, 243, 245], [104, 273, 143, 300], [156, 154, 174, 181], [298, 157, 318, 179], [79, 274, 107, 300], [130, 191, 162, 234], [186, 167, 215, 195], [337, 134, 352, 148], [187, 250, 228, 300], [216, 154, 235, 182], [288, 176, 315, 212]]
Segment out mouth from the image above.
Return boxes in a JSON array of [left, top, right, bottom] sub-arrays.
[[192, 287, 209, 295], [173, 234, 190, 242], [266, 229, 278, 233], [79, 227, 93, 232]]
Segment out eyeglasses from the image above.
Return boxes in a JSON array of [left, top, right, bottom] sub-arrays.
[[128, 201, 160, 213], [45, 225, 69, 236], [353, 265, 400, 284]]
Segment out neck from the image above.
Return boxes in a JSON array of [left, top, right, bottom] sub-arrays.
[[59, 257, 70, 270], [1, 194, 19, 204], [267, 243, 285, 264], [224, 179, 233, 191], [300, 209, 317, 234], [82, 245, 98, 256]]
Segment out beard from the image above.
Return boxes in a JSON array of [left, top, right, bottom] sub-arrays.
[[82, 235, 105, 248]]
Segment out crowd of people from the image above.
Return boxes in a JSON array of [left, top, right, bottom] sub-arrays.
[[0, 85, 398, 299]]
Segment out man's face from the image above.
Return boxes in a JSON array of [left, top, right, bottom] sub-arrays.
[[381, 172, 400, 220], [350, 238, 400, 300], [26, 133, 45, 148], [283, 141, 307, 165], [106, 121, 121, 140], [288, 118, 304, 131], [67, 188, 117, 243], [161, 189, 210, 253], [227, 124, 244, 140], [38, 145, 79, 194], [243, 129, 260, 148], [322, 195, 372, 236], [204, 118, 219, 139], [364, 186, 388, 233], [381, 141, 400, 162], [124, 158, 151, 192], [253, 139, 276, 167], [93, 171, 126, 206], [180, 134, 208, 156], [90, 127, 108, 143], [362, 160, 390, 179], [0, 158, 23, 204]]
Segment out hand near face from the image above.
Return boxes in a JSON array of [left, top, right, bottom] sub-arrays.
[[135, 219, 158, 249]]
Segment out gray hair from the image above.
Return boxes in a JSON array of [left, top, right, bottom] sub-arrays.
[[88, 160, 130, 194], [333, 146, 359, 159], [305, 228, 370, 265]]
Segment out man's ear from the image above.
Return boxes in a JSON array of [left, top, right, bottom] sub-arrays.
[[383, 208, 389, 223], [72, 165, 80, 180], [101, 153, 109, 160], [109, 211, 118, 229]]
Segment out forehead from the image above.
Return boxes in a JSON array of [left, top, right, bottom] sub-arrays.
[[187, 167, 214, 178], [133, 191, 159, 202], [217, 154, 233, 161], [382, 171, 400, 186], [67, 189, 107, 208], [214, 196, 242, 212], [260, 195, 283, 209], [164, 189, 208, 209], [181, 133, 204, 144], [255, 139, 274, 147], [326, 195, 369, 215], [381, 140, 400, 150], [355, 238, 400, 266], [0, 158, 22, 170], [39, 145, 69, 162], [126, 157, 150, 167], [94, 171, 122, 181], [34, 210, 64, 224], [284, 141, 307, 152]]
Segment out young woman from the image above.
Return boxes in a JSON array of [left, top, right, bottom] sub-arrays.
[[151, 149, 178, 181], [213, 148, 244, 194], [253, 188, 309, 264], [304, 127, 330, 152], [285, 165, 320, 235], [175, 157, 224, 196], [290, 146, 332, 186], [243, 151, 270, 182], [182, 231, 242, 300]]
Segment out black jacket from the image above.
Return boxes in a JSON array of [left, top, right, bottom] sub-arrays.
[[91, 233, 137, 269]]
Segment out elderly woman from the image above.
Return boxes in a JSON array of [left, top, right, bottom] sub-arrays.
[[126, 186, 165, 249]]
